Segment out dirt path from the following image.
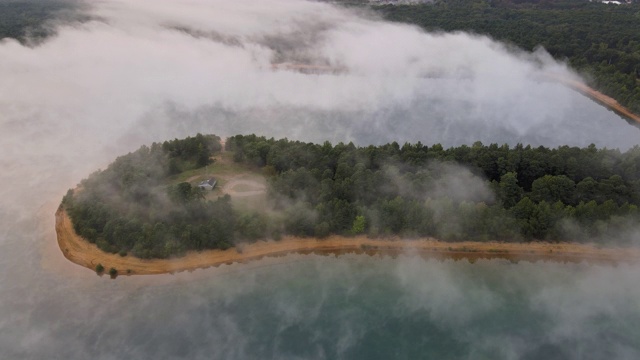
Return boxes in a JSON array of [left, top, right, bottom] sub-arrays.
[[56, 208, 640, 277], [222, 178, 266, 197]]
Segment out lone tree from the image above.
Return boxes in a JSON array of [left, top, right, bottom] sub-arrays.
[[351, 215, 366, 235], [95, 263, 104, 275], [109, 267, 118, 279]]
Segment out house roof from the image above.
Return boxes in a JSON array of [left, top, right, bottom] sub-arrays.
[[198, 178, 216, 186]]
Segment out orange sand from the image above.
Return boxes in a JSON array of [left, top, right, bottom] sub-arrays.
[[56, 208, 640, 276], [560, 79, 640, 125]]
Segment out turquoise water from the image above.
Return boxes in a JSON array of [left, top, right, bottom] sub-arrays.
[[30, 254, 635, 359]]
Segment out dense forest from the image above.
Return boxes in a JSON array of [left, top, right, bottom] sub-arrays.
[[63, 134, 640, 260], [61, 134, 231, 259], [0, 1, 87, 43], [376, 0, 640, 115], [229, 134, 640, 245]]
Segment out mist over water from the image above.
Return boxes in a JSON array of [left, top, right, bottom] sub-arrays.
[[5, 254, 640, 359], [1, 0, 640, 358]]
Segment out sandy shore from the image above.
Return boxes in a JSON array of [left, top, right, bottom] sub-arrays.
[[559, 78, 640, 125], [56, 208, 640, 276]]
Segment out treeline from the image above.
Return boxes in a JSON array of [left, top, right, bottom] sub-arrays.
[[64, 133, 640, 260], [0, 1, 88, 43], [163, 133, 222, 173], [62, 134, 232, 259], [375, 0, 640, 115], [228, 134, 640, 244]]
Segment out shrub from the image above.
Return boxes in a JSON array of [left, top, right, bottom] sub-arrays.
[[95, 263, 104, 275], [109, 267, 118, 278]]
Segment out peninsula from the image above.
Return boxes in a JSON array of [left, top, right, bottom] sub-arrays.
[[58, 134, 640, 276], [55, 207, 640, 275]]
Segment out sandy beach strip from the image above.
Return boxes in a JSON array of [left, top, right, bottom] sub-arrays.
[[55, 208, 640, 276], [559, 78, 640, 125]]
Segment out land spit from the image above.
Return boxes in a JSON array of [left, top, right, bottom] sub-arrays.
[[56, 208, 640, 276]]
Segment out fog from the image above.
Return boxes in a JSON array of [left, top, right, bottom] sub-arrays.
[[1, 0, 640, 358]]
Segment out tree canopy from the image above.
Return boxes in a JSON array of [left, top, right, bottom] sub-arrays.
[[228, 134, 640, 244], [62, 134, 229, 259], [63, 133, 640, 260]]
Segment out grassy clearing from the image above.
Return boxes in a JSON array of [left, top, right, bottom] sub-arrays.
[[167, 151, 261, 185], [165, 150, 269, 214], [231, 193, 269, 212], [230, 183, 261, 192]]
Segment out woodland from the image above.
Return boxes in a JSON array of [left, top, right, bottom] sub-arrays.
[[62, 134, 640, 259]]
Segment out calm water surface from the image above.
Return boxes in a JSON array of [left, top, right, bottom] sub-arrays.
[[8, 252, 638, 359]]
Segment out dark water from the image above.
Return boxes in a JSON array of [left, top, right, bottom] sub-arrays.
[[9, 252, 638, 360]]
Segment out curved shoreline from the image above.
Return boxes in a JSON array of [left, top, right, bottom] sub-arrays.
[[271, 63, 640, 126], [559, 78, 640, 126], [56, 208, 640, 276]]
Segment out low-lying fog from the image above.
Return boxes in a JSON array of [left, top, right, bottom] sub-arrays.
[[1, 0, 639, 358]]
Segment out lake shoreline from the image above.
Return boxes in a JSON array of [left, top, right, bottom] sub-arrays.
[[558, 77, 640, 125], [55, 208, 640, 276]]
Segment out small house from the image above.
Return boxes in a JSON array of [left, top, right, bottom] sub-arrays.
[[198, 177, 217, 191]]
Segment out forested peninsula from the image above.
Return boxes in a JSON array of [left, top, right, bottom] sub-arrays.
[[58, 134, 640, 275]]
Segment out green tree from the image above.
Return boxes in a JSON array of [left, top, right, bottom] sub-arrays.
[[168, 182, 202, 203], [351, 215, 366, 235], [530, 175, 576, 205], [236, 213, 267, 241], [498, 172, 523, 208], [511, 197, 536, 239]]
